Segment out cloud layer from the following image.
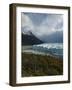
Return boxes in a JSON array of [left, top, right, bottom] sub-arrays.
[[21, 13, 63, 42]]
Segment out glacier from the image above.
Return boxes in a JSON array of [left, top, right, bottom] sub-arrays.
[[32, 43, 63, 58]]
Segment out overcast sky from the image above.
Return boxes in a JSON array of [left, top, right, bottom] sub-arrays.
[[21, 12, 63, 40]]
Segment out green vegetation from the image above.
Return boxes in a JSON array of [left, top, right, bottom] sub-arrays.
[[21, 53, 63, 77]]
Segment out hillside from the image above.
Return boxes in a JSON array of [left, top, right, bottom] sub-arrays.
[[22, 32, 43, 45], [22, 53, 63, 77]]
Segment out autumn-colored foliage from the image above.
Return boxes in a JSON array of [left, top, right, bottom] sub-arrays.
[[22, 53, 63, 77]]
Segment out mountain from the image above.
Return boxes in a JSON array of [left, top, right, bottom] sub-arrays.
[[40, 31, 63, 43], [22, 31, 43, 45]]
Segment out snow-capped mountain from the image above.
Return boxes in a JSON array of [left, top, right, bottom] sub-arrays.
[[22, 30, 33, 35], [22, 30, 43, 45]]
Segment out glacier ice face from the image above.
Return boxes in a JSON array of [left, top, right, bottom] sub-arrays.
[[33, 43, 63, 57], [34, 43, 63, 49]]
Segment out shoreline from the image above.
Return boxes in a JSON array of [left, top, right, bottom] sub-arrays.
[[22, 45, 63, 60]]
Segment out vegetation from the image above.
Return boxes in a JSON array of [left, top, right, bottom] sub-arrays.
[[21, 53, 63, 77]]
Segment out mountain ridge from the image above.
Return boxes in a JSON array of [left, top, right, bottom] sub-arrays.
[[22, 31, 43, 45]]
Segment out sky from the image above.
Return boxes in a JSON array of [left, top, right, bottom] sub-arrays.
[[21, 12, 63, 42]]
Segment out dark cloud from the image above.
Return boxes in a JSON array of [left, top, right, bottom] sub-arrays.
[[21, 13, 63, 42]]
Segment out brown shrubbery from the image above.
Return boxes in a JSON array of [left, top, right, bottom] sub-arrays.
[[22, 53, 63, 77]]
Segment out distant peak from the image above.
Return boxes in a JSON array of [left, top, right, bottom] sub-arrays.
[[22, 30, 33, 35], [22, 26, 33, 35]]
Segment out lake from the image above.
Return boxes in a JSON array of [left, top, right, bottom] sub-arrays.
[[22, 43, 63, 58]]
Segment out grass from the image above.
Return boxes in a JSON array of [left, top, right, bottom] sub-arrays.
[[21, 52, 63, 77]]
